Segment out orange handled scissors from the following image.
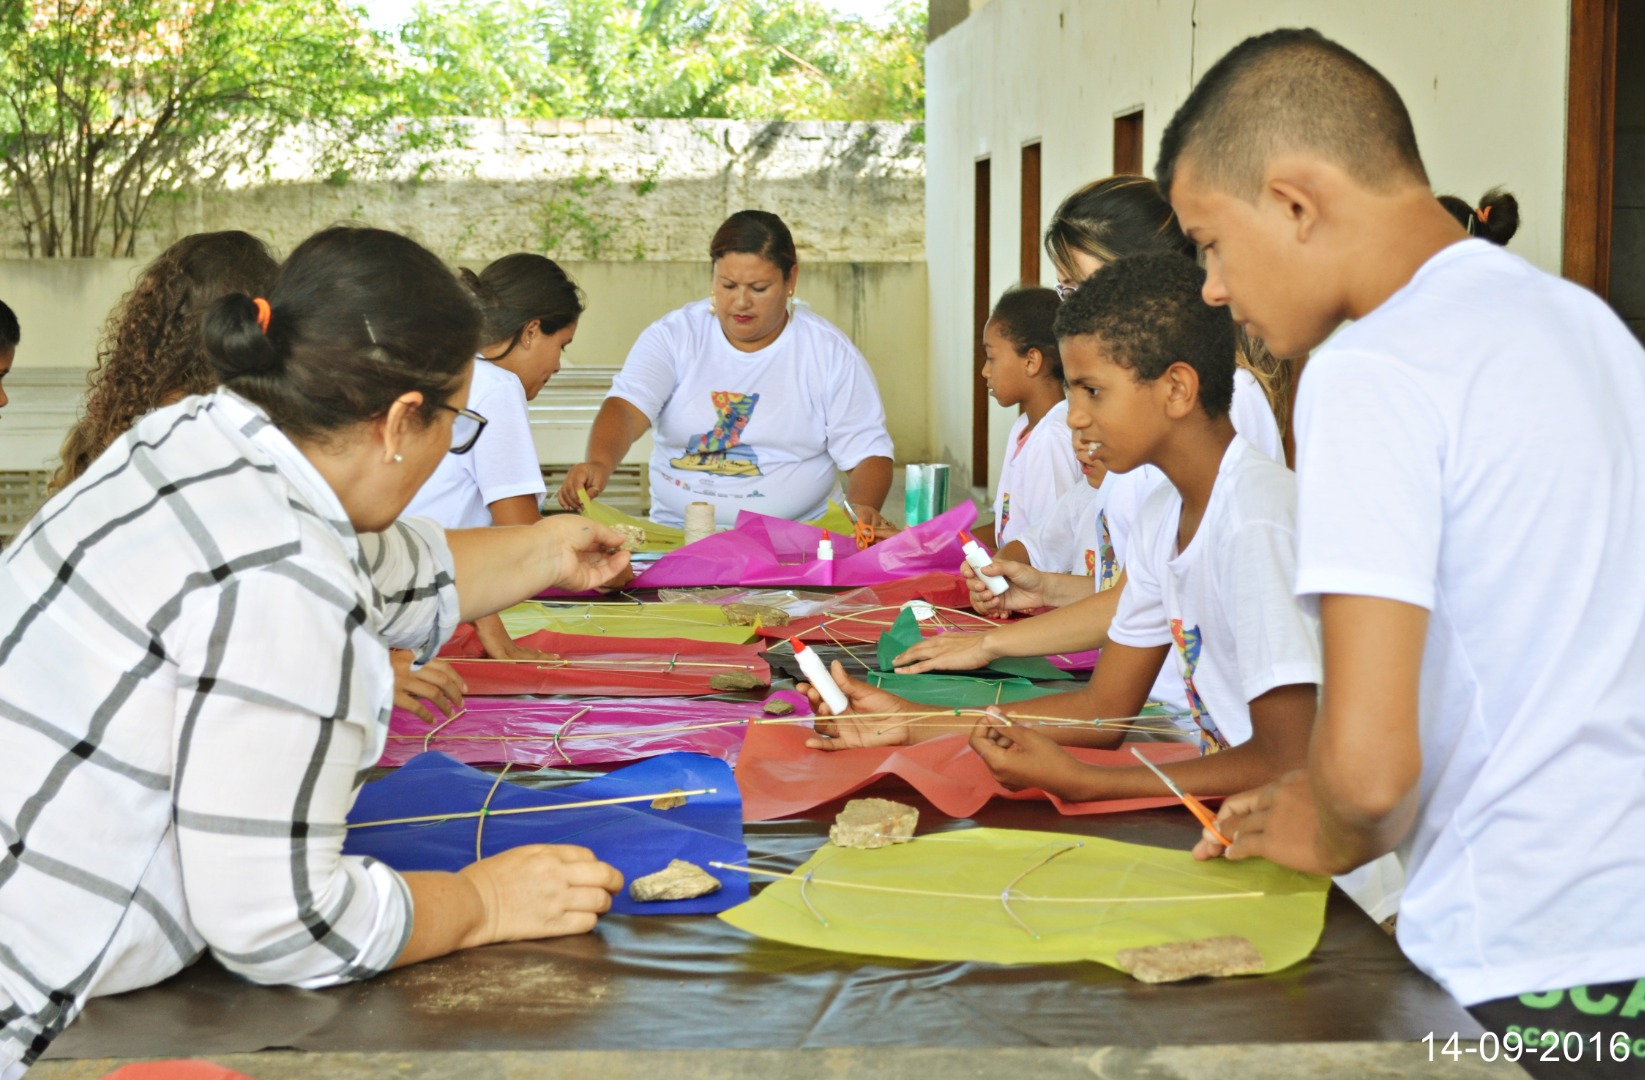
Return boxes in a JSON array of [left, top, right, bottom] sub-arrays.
[[842, 501, 876, 551], [1130, 746, 1234, 847]]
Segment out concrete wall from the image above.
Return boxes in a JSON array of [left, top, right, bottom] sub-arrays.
[[0, 257, 930, 469], [18, 119, 926, 266], [925, 0, 1571, 490]]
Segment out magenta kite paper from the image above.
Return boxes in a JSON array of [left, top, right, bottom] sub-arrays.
[[378, 692, 813, 769], [631, 503, 980, 589]]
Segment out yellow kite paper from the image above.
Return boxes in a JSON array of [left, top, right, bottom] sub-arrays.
[[718, 827, 1330, 972], [500, 601, 759, 644]]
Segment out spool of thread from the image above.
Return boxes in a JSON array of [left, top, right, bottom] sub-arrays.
[[683, 501, 716, 546]]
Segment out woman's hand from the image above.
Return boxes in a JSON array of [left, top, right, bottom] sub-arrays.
[[800, 660, 923, 751], [892, 629, 999, 674], [534, 515, 632, 592], [852, 503, 900, 540], [457, 844, 624, 944], [556, 462, 612, 511], [968, 711, 1093, 799], [964, 556, 1051, 616], [390, 649, 465, 724]]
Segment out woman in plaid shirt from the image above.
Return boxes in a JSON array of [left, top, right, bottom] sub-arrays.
[[0, 226, 628, 1075]]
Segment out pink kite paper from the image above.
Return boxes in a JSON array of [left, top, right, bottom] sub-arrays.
[[735, 722, 1201, 821], [379, 692, 813, 769], [756, 573, 981, 645], [632, 503, 980, 589], [436, 626, 769, 696]]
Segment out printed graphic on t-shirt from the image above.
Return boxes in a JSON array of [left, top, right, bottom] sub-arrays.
[[671, 391, 762, 476], [1170, 617, 1229, 754], [1083, 549, 1096, 576], [998, 493, 1011, 537], [1098, 510, 1118, 592]]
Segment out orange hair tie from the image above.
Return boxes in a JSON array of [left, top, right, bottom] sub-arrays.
[[1476, 205, 1493, 224], [252, 297, 272, 334]]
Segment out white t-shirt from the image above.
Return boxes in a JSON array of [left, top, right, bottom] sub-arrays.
[[992, 399, 1082, 547], [404, 358, 545, 529], [1109, 436, 1321, 751], [1229, 366, 1283, 463], [1020, 481, 1103, 579], [1293, 239, 1645, 1005], [610, 302, 894, 529]]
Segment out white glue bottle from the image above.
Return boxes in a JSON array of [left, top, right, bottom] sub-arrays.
[[789, 638, 849, 715], [816, 536, 835, 585], [959, 529, 1010, 597]]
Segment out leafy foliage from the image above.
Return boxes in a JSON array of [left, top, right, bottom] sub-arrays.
[[395, 0, 926, 122], [0, 0, 443, 256]]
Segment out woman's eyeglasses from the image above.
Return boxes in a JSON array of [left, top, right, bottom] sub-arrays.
[[1054, 281, 1079, 301], [441, 405, 488, 455]]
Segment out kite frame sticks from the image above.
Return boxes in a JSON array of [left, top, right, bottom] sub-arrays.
[[710, 840, 1264, 940], [346, 786, 718, 831]]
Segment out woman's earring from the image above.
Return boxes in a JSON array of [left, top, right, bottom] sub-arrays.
[[786, 293, 795, 317], [392, 453, 404, 463]]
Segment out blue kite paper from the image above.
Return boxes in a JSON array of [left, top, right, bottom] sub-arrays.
[[344, 751, 748, 916]]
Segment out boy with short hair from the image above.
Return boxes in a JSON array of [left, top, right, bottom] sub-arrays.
[[1157, 27, 1645, 1067], [0, 299, 18, 417], [807, 252, 1321, 804]]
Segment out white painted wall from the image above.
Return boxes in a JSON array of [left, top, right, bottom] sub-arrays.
[[927, 0, 1571, 490]]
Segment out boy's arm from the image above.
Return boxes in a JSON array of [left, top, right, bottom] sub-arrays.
[[973, 681, 1315, 801], [1196, 595, 1424, 873], [892, 576, 1124, 674]]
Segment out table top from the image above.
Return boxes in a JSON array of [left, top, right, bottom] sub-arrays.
[[44, 783, 1478, 1062]]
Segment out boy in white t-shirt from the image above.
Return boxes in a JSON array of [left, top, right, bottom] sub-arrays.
[[981, 287, 1082, 546], [806, 253, 1318, 805], [1159, 28, 1644, 1063]]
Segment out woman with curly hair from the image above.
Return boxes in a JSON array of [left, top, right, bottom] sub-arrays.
[[51, 231, 279, 493], [51, 230, 464, 723]]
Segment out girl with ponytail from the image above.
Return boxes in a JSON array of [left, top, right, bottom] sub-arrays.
[[405, 253, 586, 661]]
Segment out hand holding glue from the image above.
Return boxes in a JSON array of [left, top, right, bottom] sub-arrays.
[[789, 638, 849, 714], [959, 530, 1010, 597]]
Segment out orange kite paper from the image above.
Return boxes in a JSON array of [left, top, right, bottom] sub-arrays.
[[735, 722, 1202, 821], [437, 627, 769, 696]]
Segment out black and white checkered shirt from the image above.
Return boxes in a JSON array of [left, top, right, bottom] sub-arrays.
[[0, 391, 460, 1072]]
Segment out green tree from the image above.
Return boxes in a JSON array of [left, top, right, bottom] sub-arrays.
[[0, 0, 435, 256], [396, 0, 925, 123]]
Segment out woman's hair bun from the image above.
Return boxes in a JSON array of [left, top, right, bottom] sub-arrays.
[[1474, 188, 1520, 246], [203, 292, 283, 380]]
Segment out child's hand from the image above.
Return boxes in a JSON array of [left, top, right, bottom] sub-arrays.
[[801, 660, 922, 751], [1191, 769, 1337, 874], [892, 629, 999, 673], [963, 557, 1050, 616], [968, 710, 1093, 799]]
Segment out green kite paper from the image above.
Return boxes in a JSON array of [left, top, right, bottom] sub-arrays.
[[875, 608, 1071, 682], [861, 671, 1059, 707], [719, 827, 1330, 971]]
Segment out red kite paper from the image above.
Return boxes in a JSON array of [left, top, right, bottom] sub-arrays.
[[379, 692, 813, 769], [437, 626, 769, 696], [735, 723, 1201, 821]]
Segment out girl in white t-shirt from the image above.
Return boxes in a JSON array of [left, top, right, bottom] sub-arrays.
[[406, 254, 581, 659], [983, 286, 1082, 547], [558, 211, 895, 530]]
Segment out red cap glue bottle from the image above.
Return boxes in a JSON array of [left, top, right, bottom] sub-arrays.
[[789, 638, 849, 714], [959, 530, 1010, 597]]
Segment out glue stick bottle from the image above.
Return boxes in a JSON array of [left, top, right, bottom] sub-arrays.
[[959, 530, 1010, 596], [816, 535, 835, 585], [789, 638, 849, 714]]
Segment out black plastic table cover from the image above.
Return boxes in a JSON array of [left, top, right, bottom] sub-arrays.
[[44, 782, 1477, 1061]]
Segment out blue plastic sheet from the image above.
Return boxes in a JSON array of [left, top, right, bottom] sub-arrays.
[[344, 752, 748, 916]]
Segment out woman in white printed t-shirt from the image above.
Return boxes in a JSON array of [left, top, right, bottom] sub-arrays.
[[406, 254, 581, 660], [557, 210, 895, 530]]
